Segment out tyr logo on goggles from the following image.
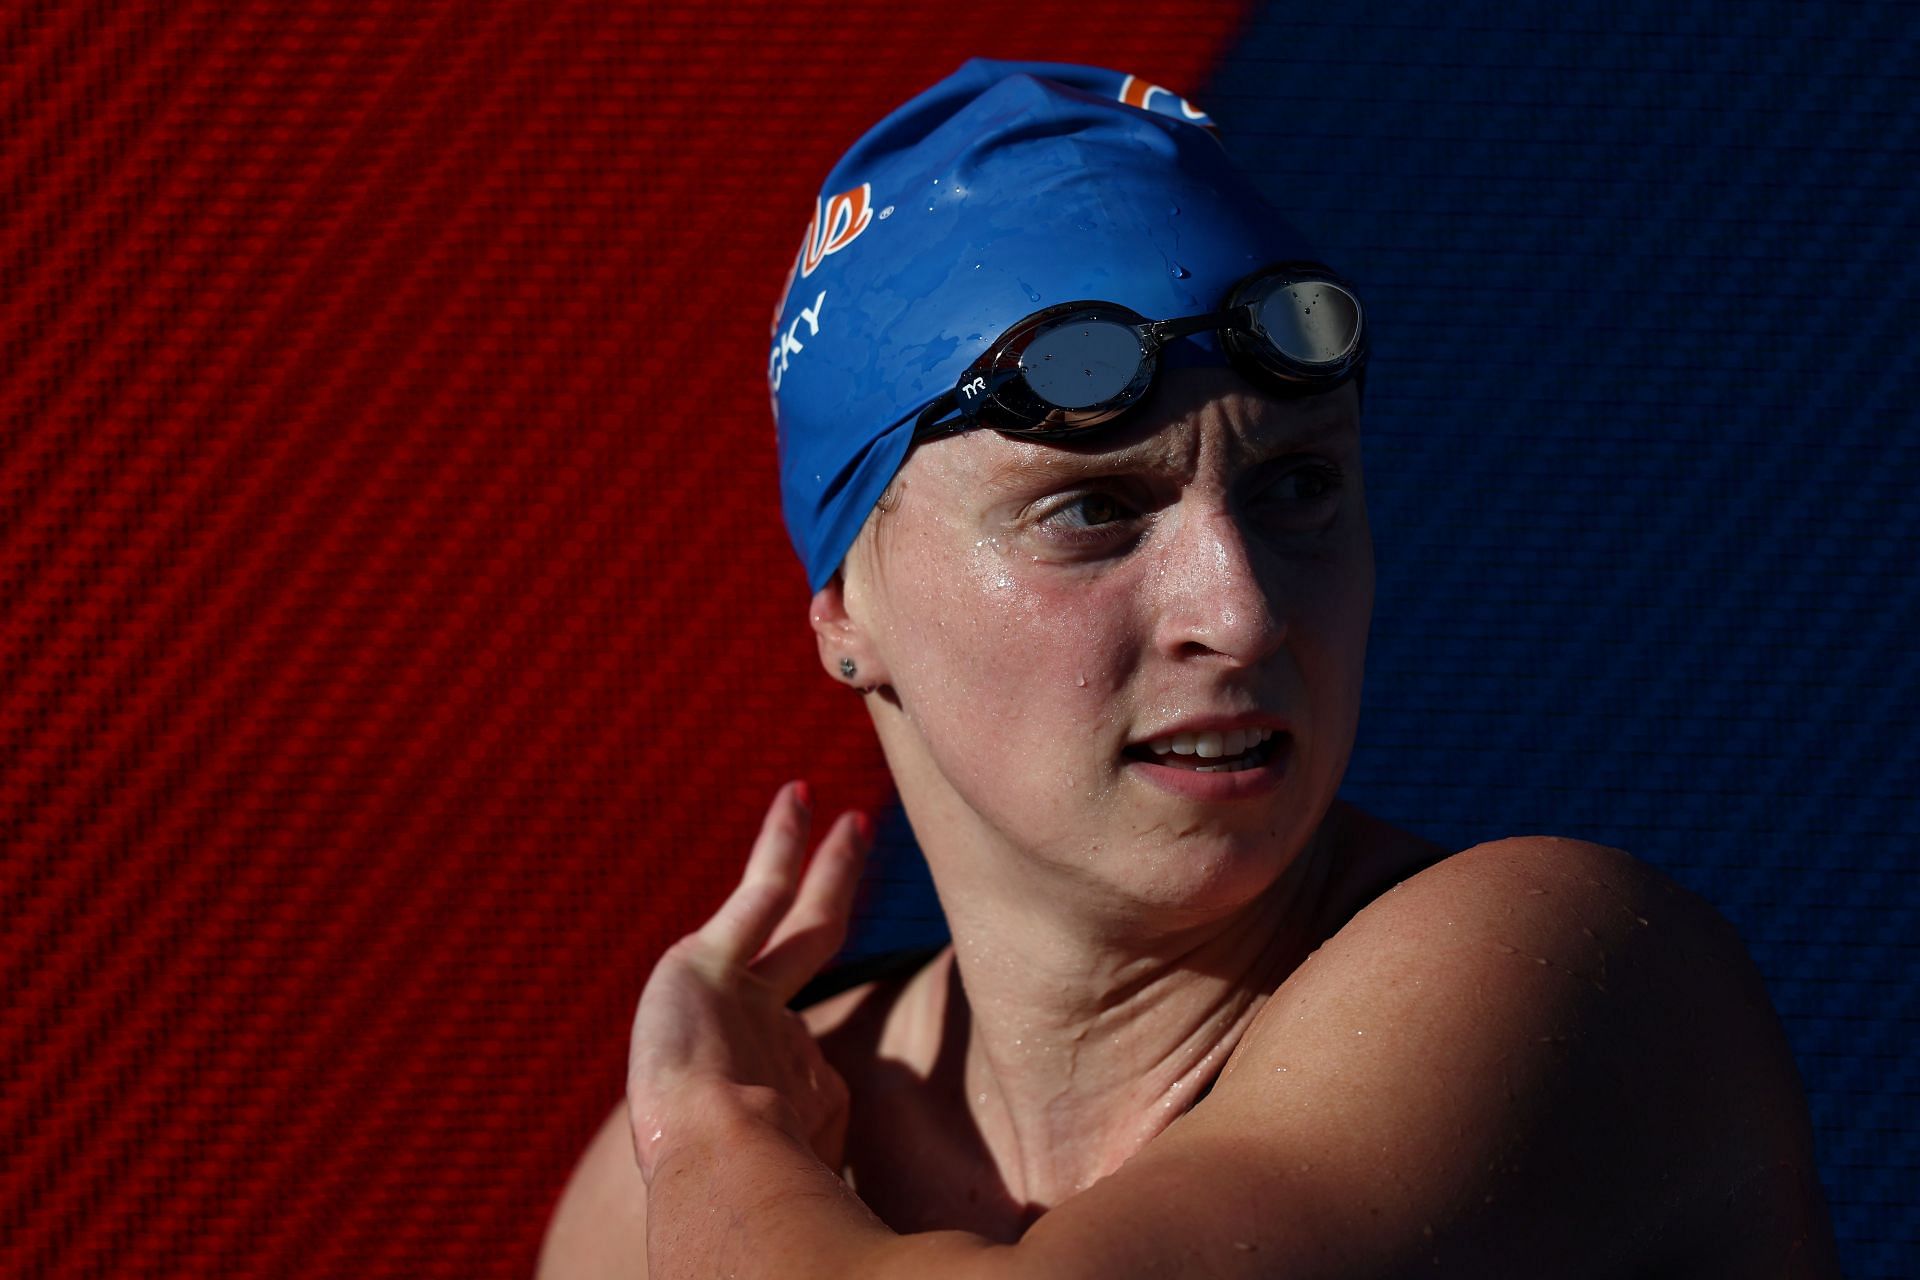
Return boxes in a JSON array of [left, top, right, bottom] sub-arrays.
[[912, 263, 1366, 442]]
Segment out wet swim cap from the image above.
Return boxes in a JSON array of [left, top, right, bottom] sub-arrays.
[[771, 58, 1323, 591]]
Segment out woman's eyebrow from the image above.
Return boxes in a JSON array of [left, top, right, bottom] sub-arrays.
[[1250, 409, 1357, 449], [979, 408, 1358, 489], [979, 443, 1181, 490]]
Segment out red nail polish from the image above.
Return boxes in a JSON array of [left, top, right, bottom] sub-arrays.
[[793, 781, 813, 811], [853, 811, 874, 844]]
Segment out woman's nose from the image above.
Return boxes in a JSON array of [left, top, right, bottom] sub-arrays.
[[1149, 507, 1287, 666]]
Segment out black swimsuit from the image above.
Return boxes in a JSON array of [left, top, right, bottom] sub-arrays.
[[789, 945, 946, 1012]]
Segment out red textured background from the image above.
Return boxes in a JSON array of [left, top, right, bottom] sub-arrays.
[[0, 3, 1249, 1275]]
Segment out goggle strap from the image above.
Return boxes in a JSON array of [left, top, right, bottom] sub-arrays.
[[911, 391, 971, 442], [1144, 306, 1250, 348]]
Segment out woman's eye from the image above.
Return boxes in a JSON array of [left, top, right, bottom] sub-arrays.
[[1034, 491, 1139, 537], [1267, 461, 1345, 507]]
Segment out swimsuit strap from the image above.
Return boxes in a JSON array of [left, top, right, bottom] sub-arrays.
[[789, 945, 947, 1011]]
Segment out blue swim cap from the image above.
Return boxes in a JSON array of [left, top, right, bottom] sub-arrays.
[[771, 58, 1323, 591]]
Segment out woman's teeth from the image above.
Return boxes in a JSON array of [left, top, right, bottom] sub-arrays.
[[1142, 727, 1277, 773]]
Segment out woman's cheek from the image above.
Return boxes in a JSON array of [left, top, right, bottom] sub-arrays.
[[914, 557, 1130, 795]]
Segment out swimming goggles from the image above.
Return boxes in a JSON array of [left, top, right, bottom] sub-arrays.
[[911, 263, 1367, 443]]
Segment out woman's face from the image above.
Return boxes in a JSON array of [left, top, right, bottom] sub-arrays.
[[836, 367, 1373, 919]]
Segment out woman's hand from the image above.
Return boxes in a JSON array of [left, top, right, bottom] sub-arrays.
[[626, 782, 871, 1184]]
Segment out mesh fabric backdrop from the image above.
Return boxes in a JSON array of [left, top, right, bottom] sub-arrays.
[[2, 1, 1912, 1276]]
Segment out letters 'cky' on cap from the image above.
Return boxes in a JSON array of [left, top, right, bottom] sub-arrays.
[[770, 58, 1322, 591]]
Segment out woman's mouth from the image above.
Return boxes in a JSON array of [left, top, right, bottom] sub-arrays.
[[1125, 727, 1283, 774]]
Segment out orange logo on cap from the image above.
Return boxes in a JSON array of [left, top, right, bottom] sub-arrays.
[[800, 183, 876, 279], [1118, 75, 1214, 128], [771, 182, 877, 341]]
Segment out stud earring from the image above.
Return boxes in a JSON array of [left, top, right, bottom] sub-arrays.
[[839, 657, 858, 680]]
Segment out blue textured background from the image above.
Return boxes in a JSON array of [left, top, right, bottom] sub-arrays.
[[846, 3, 1918, 1273]]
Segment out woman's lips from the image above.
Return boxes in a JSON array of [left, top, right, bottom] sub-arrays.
[[1123, 732, 1292, 800], [1132, 726, 1280, 772]]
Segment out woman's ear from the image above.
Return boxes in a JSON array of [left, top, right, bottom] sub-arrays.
[[809, 574, 888, 691]]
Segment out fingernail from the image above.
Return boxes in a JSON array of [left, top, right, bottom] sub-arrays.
[[793, 781, 812, 811], [853, 811, 874, 844]]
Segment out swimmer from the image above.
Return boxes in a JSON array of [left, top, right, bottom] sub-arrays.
[[540, 59, 1838, 1277]]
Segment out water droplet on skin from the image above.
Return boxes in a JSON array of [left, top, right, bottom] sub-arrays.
[[1075, 673, 1087, 688]]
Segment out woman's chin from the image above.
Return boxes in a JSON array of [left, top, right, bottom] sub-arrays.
[[1058, 829, 1312, 923]]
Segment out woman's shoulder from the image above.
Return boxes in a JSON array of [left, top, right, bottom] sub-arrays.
[[1315, 800, 1729, 949], [1235, 814, 1835, 1269], [1296, 814, 1776, 1102], [538, 1098, 648, 1279]]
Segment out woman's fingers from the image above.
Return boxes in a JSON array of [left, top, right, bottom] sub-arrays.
[[693, 782, 813, 968], [752, 810, 872, 1001]]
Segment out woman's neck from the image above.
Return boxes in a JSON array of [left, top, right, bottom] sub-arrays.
[[924, 815, 1340, 1210]]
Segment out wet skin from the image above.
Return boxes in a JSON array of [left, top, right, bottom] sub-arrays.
[[541, 370, 1839, 1278], [833, 369, 1373, 931], [806, 369, 1392, 1212]]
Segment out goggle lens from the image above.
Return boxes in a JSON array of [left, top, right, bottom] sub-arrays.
[[1018, 320, 1145, 409], [1251, 281, 1361, 366]]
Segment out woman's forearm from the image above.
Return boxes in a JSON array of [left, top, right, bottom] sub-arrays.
[[644, 1092, 1001, 1280]]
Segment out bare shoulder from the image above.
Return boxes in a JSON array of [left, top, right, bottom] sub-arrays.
[[537, 1099, 648, 1280], [1294, 831, 1772, 1032], [1304, 833, 1785, 1058], [1247, 833, 1836, 1270], [1017, 834, 1839, 1276], [536, 971, 919, 1280], [1327, 832, 1728, 954]]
